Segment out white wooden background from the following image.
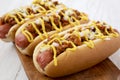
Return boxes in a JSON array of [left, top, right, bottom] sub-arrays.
[[0, 0, 120, 80]]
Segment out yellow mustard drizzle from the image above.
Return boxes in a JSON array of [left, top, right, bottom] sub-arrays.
[[39, 18, 48, 38], [51, 45, 58, 66], [34, 4, 46, 13], [105, 27, 110, 35], [92, 23, 106, 39], [24, 8, 30, 15], [5, 6, 42, 25], [83, 40, 94, 48], [105, 26, 119, 37], [24, 7, 38, 18], [60, 11, 76, 26], [40, 1, 45, 5], [82, 29, 95, 48], [5, 9, 25, 24], [4, 14, 9, 22], [22, 28, 34, 42], [47, 2, 56, 10], [5, 0, 55, 25], [22, 12, 64, 43], [26, 14, 35, 18], [31, 22, 44, 40], [42, 21, 119, 66], [50, 33, 59, 38], [71, 16, 80, 25], [47, 10, 61, 19], [46, 36, 77, 66], [68, 17, 76, 26], [39, 43, 58, 66], [49, 16, 62, 32], [4, 11, 26, 24], [90, 21, 118, 41], [25, 4, 47, 18], [80, 13, 88, 21], [33, 0, 45, 4], [58, 21, 63, 30], [73, 30, 81, 39], [21, 13, 63, 43], [24, 8, 35, 18], [46, 0, 57, 9], [47, 37, 63, 45], [16, 12, 24, 21], [7, 14, 23, 24], [83, 29, 89, 41], [32, 0, 40, 4], [66, 41, 77, 51]]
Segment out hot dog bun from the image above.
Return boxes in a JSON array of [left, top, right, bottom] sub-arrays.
[[15, 20, 58, 56], [0, 0, 66, 42], [0, 5, 42, 42], [15, 8, 89, 56], [33, 21, 120, 77]]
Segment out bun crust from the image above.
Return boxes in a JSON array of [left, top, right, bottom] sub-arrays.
[[44, 35, 120, 77], [33, 26, 120, 77]]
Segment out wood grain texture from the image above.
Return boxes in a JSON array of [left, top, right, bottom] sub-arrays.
[[16, 48, 120, 80]]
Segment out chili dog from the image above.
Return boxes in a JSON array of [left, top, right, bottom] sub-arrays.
[[33, 21, 120, 77], [15, 8, 89, 56], [0, 0, 65, 42]]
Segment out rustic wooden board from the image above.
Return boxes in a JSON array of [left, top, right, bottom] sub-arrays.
[[16, 49, 120, 80]]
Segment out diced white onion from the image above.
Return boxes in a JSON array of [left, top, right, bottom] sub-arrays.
[[32, 5, 39, 12], [88, 32, 95, 40], [42, 16, 49, 22], [81, 27, 86, 31], [63, 16, 69, 20], [64, 33, 70, 39], [106, 25, 110, 29], [56, 5, 64, 13], [90, 26, 95, 30], [52, 42, 59, 47], [65, 9, 74, 16], [35, 19, 41, 25], [23, 8, 28, 14], [22, 13, 27, 17], [47, 2, 53, 6], [79, 32, 84, 37], [24, 18, 29, 21]]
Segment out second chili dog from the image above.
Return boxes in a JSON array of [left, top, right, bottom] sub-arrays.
[[0, 0, 65, 41], [15, 8, 89, 56], [33, 21, 120, 77]]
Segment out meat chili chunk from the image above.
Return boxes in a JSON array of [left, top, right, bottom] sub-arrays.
[[66, 34, 82, 46]]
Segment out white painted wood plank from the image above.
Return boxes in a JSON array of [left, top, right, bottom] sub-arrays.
[[15, 65, 28, 80], [0, 41, 21, 80]]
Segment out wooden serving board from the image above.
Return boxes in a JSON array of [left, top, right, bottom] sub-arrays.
[[16, 49, 120, 80]]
